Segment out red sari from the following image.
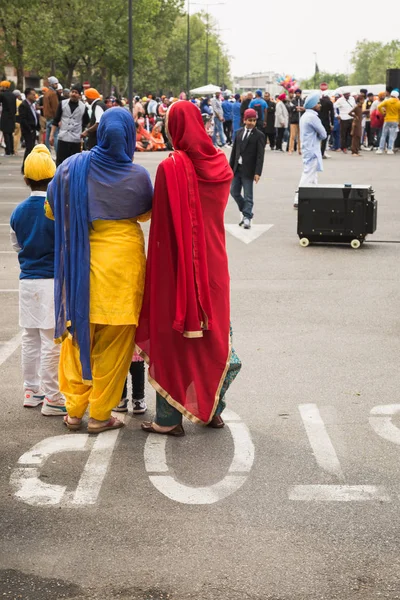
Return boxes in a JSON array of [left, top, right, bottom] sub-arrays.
[[136, 101, 233, 424]]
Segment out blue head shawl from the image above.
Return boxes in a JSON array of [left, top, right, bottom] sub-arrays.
[[48, 107, 153, 382]]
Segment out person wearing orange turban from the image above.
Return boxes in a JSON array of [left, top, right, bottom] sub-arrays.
[[81, 88, 106, 149], [0, 80, 17, 154]]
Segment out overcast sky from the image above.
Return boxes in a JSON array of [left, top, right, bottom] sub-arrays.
[[201, 1, 400, 81]]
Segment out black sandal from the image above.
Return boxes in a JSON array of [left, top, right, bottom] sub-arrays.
[[141, 422, 185, 437], [207, 415, 225, 429]]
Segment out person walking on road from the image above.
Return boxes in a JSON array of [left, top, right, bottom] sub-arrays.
[[50, 85, 89, 166], [136, 101, 241, 436], [335, 91, 355, 153], [43, 76, 60, 151], [222, 94, 233, 145], [13, 89, 22, 154], [232, 93, 242, 141], [0, 80, 17, 156], [211, 92, 226, 147], [19, 88, 40, 173], [249, 89, 268, 132], [376, 90, 400, 155], [293, 93, 327, 208], [275, 93, 289, 151], [229, 108, 265, 230], [288, 89, 304, 154], [46, 108, 153, 433], [263, 92, 276, 150], [349, 96, 363, 156], [240, 91, 253, 125], [10, 145, 66, 416], [319, 91, 335, 158], [81, 88, 106, 149]]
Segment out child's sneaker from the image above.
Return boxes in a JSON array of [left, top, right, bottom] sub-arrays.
[[41, 397, 67, 416], [113, 397, 129, 413], [24, 389, 45, 407], [132, 399, 147, 414]]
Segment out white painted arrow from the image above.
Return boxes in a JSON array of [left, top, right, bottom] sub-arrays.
[[225, 224, 273, 244]]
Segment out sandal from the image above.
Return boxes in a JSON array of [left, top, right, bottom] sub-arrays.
[[207, 415, 225, 429], [141, 422, 185, 437], [87, 416, 125, 434], [63, 415, 82, 431]]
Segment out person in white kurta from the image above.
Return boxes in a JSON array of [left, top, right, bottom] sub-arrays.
[[294, 93, 327, 207], [9, 145, 66, 416]]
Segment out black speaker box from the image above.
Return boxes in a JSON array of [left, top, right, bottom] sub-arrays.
[[386, 69, 400, 92]]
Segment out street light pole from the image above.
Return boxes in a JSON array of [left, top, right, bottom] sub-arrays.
[[128, 0, 133, 112], [186, 0, 190, 95], [205, 10, 209, 83]]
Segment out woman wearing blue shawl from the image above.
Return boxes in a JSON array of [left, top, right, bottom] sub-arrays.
[[46, 108, 153, 432]]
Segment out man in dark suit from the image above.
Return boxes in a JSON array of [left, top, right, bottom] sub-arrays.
[[19, 88, 40, 173], [229, 108, 265, 229], [0, 80, 17, 155]]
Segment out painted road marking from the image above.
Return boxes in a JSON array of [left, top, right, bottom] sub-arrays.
[[369, 404, 400, 445], [144, 409, 255, 504], [11, 431, 120, 507], [0, 332, 21, 367], [289, 485, 390, 502], [298, 404, 344, 479], [225, 224, 274, 244]]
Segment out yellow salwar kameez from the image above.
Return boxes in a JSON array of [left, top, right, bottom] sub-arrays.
[[45, 203, 151, 421], [61, 216, 150, 420]]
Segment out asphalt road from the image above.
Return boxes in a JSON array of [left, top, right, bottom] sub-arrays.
[[1, 147, 400, 600]]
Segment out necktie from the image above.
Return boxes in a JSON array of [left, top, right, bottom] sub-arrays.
[[243, 129, 249, 142]]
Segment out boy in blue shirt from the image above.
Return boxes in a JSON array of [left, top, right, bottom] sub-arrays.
[[222, 94, 233, 145], [10, 145, 66, 416]]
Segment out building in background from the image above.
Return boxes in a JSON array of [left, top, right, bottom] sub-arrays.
[[234, 71, 281, 96], [1, 64, 41, 90]]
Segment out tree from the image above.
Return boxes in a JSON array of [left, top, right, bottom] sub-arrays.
[[0, 0, 230, 95], [300, 71, 349, 90]]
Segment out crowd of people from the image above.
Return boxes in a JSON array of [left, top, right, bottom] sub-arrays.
[[1, 76, 399, 169]]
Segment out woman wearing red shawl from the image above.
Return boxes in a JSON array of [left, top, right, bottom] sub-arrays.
[[136, 101, 241, 436]]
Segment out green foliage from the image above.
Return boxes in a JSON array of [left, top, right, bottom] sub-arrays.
[[300, 71, 349, 90], [350, 39, 400, 84], [0, 0, 230, 96]]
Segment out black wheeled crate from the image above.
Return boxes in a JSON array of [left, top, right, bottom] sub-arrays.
[[297, 184, 377, 248]]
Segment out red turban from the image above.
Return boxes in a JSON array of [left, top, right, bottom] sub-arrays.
[[278, 93, 287, 101], [243, 108, 257, 120]]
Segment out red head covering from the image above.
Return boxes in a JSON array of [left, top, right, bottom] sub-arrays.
[[243, 108, 257, 120], [278, 93, 287, 101], [166, 101, 232, 182], [136, 100, 233, 424]]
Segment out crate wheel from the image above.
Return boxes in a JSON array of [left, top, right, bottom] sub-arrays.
[[350, 239, 361, 249], [299, 238, 310, 247]]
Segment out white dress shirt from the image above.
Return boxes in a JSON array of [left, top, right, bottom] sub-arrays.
[[335, 96, 356, 120]]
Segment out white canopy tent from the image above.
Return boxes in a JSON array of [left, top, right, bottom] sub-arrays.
[[332, 84, 385, 96], [190, 84, 221, 95]]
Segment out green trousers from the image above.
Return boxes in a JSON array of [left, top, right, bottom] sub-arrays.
[[155, 342, 241, 426]]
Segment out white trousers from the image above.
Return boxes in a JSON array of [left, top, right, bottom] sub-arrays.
[[21, 328, 61, 401], [294, 158, 319, 204]]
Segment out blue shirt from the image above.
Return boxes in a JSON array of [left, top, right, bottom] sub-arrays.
[[232, 101, 241, 128], [10, 192, 55, 280], [249, 97, 268, 122], [222, 99, 233, 120], [300, 110, 327, 172]]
